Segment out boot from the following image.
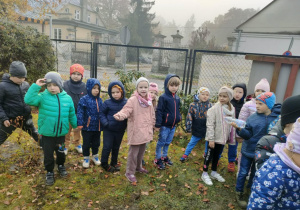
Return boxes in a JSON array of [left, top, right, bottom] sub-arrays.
[[236, 191, 247, 209]]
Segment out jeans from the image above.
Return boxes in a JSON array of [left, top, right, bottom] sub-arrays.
[[236, 155, 256, 192], [228, 143, 238, 163], [184, 135, 203, 156], [155, 126, 176, 159]]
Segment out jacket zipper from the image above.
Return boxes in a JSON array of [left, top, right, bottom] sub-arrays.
[[172, 95, 176, 128], [165, 113, 169, 123], [56, 95, 61, 137], [96, 98, 100, 131], [18, 86, 25, 115]]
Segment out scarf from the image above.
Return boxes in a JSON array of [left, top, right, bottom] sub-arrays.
[[69, 78, 85, 94], [134, 91, 152, 108]]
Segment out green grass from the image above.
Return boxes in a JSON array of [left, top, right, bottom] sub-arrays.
[[0, 114, 245, 209]]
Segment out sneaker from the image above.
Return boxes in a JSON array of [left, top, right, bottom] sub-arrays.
[[111, 164, 121, 171], [125, 173, 137, 183], [46, 171, 54, 185], [180, 155, 188, 163], [83, 157, 90, 168], [64, 148, 68, 155], [210, 172, 225, 182], [154, 158, 165, 170], [201, 173, 213, 186], [58, 165, 68, 177], [101, 164, 115, 172], [136, 168, 148, 174], [235, 191, 248, 209], [91, 154, 101, 166], [228, 162, 235, 172], [163, 156, 173, 166], [76, 145, 83, 153]]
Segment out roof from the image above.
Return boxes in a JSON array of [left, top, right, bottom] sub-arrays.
[[235, 0, 300, 34]]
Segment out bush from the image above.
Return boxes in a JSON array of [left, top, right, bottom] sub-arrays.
[[0, 20, 56, 83]]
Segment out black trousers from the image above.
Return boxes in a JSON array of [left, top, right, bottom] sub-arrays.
[[42, 136, 65, 172], [101, 129, 125, 166], [203, 143, 224, 172], [81, 130, 100, 157], [0, 117, 39, 145]]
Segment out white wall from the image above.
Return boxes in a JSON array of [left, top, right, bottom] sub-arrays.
[[232, 33, 300, 56]]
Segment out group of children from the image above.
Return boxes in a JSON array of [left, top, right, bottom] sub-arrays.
[[1, 61, 299, 209]]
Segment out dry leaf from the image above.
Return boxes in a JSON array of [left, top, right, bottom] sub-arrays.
[[160, 184, 166, 187], [131, 182, 137, 186], [181, 148, 185, 151], [17, 190, 21, 195], [6, 192, 13, 196], [104, 175, 109, 179], [169, 175, 172, 179], [191, 151, 196, 156], [166, 179, 169, 182], [202, 198, 210, 203], [185, 183, 191, 189], [149, 188, 154, 192], [54, 200, 59, 204], [71, 180, 76, 184], [141, 191, 149, 196], [228, 203, 235, 209], [111, 184, 115, 187], [87, 203, 92, 208], [3, 200, 10, 205], [96, 201, 99, 204], [68, 187, 73, 190], [224, 184, 230, 188], [196, 191, 201, 195], [186, 192, 193, 196]]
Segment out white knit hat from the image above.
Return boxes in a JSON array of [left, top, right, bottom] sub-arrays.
[[197, 87, 210, 95], [135, 77, 149, 88]]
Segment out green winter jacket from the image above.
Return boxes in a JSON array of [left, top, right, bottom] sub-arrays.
[[24, 83, 77, 137]]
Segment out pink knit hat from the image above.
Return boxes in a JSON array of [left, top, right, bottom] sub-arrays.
[[149, 82, 158, 93], [254, 78, 270, 92]]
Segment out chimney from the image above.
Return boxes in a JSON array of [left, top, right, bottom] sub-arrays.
[[81, 0, 87, 22]]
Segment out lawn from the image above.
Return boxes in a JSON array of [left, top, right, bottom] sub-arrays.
[[0, 114, 245, 210]]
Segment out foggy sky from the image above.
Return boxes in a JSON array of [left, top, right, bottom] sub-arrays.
[[151, 0, 273, 27]]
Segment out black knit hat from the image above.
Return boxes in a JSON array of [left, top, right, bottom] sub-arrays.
[[232, 83, 247, 100], [9, 61, 27, 78], [281, 95, 300, 126]]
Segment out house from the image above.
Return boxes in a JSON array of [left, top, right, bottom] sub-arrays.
[[230, 0, 300, 56], [18, 0, 118, 43]]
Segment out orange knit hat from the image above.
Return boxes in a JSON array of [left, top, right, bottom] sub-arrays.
[[70, 64, 84, 76]]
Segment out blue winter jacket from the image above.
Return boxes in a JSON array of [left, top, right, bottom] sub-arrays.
[[247, 154, 300, 210], [155, 74, 181, 128], [77, 79, 102, 131], [237, 104, 281, 158], [100, 81, 127, 132]]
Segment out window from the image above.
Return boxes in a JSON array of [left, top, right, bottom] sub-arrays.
[[87, 14, 91, 23], [75, 10, 80, 20], [65, 8, 69, 13], [54, 28, 61, 40]]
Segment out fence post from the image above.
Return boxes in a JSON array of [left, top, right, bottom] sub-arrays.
[[184, 49, 193, 96], [92, 42, 98, 78], [181, 51, 188, 91], [137, 47, 139, 71], [189, 50, 197, 94]]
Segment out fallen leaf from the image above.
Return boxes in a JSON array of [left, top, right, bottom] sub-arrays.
[[186, 192, 193, 196], [3, 200, 10, 205], [185, 183, 191, 189], [68, 187, 73, 190], [6, 192, 13, 196], [191, 151, 196, 156], [149, 188, 154, 192], [169, 175, 172, 179], [160, 184, 166, 187], [141, 191, 149, 196], [196, 191, 201, 195], [54, 200, 59, 204], [111, 184, 115, 187], [104, 175, 109, 179], [71, 180, 76, 184], [198, 183, 204, 189], [181, 148, 185, 151], [96, 201, 99, 204], [174, 174, 178, 178], [131, 182, 137, 186], [224, 184, 230, 188], [203, 198, 210, 203], [166, 179, 169, 182], [228, 203, 235, 209], [32, 199, 37, 203], [87, 203, 92, 208], [17, 190, 21, 195]]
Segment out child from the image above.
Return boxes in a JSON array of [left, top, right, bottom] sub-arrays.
[[232, 92, 280, 209], [255, 94, 300, 169], [142, 82, 159, 166], [154, 74, 182, 170], [180, 87, 212, 162], [114, 77, 155, 183], [149, 82, 159, 110], [248, 117, 300, 210], [201, 86, 235, 186], [24, 72, 77, 186], [227, 83, 247, 172], [63, 64, 87, 155], [100, 81, 127, 172], [0, 61, 39, 145], [77, 78, 102, 168]]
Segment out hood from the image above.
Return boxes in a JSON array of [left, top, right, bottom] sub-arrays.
[[268, 119, 284, 137], [164, 74, 180, 95], [2, 73, 11, 82], [232, 83, 247, 101], [108, 80, 126, 103], [271, 103, 281, 116], [86, 78, 101, 98]]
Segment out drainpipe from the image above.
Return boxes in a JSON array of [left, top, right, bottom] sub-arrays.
[[235, 30, 242, 52]]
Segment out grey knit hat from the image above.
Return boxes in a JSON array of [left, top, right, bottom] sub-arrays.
[[135, 77, 149, 88], [45, 72, 63, 90], [9, 61, 27, 78]]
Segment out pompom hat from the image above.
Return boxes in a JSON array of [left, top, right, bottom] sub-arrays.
[[255, 78, 270, 92]]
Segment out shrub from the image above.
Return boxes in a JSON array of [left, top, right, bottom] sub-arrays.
[[0, 20, 56, 83]]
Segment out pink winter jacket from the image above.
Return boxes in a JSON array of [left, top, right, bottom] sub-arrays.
[[238, 98, 256, 122], [114, 95, 156, 145]]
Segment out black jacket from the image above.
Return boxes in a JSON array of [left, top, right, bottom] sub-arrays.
[[231, 83, 247, 118], [255, 119, 286, 169], [63, 79, 87, 113], [0, 74, 31, 123]]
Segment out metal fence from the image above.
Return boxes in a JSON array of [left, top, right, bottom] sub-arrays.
[[51, 39, 297, 97]]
